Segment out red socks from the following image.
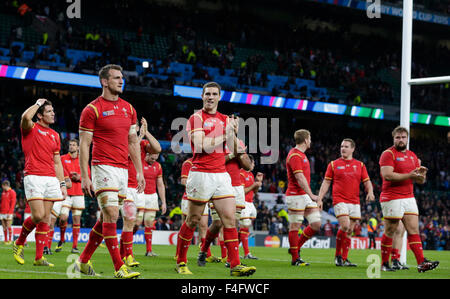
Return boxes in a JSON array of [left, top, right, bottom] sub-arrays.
[[59, 221, 67, 243], [201, 229, 218, 257], [223, 227, 240, 268], [288, 230, 299, 261], [381, 234, 393, 264], [342, 236, 351, 260], [8, 227, 12, 242], [335, 229, 346, 257], [72, 224, 80, 249], [120, 231, 134, 259], [35, 222, 49, 260], [47, 229, 54, 249], [79, 220, 103, 263], [298, 225, 317, 250], [239, 227, 250, 256], [103, 222, 123, 271], [16, 216, 36, 245], [391, 248, 400, 261], [219, 240, 227, 259], [176, 222, 195, 264], [408, 234, 424, 265], [144, 227, 153, 252]]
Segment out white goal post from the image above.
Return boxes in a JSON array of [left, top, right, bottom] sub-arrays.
[[399, 0, 450, 265]]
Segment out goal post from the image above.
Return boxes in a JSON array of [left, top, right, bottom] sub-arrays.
[[399, 0, 450, 265]]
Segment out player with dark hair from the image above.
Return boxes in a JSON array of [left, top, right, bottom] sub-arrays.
[[13, 98, 67, 267], [75, 64, 143, 278], [1, 180, 16, 245], [379, 126, 439, 272], [53, 138, 86, 253], [175, 82, 256, 276], [141, 152, 166, 257]]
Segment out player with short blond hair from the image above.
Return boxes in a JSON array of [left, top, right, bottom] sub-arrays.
[[317, 138, 375, 267], [286, 129, 320, 266]]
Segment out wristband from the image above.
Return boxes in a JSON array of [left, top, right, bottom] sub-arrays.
[[36, 101, 42, 107], [227, 153, 235, 160], [60, 181, 66, 188]]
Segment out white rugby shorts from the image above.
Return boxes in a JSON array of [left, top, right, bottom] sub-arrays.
[[240, 201, 257, 220], [381, 197, 418, 219], [286, 194, 318, 213], [142, 192, 159, 212], [181, 198, 209, 216], [24, 175, 63, 202], [333, 202, 361, 220], [92, 165, 128, 208], [185, 171, 234, 203]]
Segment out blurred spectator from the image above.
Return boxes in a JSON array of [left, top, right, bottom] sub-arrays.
[[323, 220, 334, 237]]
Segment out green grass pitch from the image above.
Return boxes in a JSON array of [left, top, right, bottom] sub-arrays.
[[0, 242, 448, 279]]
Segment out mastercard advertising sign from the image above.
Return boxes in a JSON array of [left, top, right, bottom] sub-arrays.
[[264, 235, 281, 248]]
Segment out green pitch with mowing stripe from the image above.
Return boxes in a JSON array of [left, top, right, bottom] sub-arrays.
[[0, 242, 448, 279]]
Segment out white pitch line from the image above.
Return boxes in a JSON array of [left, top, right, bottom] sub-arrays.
[[0, 268, 69, 276]]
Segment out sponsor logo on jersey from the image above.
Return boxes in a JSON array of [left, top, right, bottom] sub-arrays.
[[102, 110, 115, 116]]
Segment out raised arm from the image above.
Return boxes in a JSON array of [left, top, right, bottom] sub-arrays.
[[140, 117, 162, 154], [21, 99, 46, 131]]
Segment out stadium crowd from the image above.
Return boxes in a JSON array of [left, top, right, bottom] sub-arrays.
[[0, 0, 448, 251], [0, 84, 448, 250], [1, 0, 449, 113]]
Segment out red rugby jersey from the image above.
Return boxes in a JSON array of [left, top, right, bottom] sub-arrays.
[[128, 139, 151, 188], [61, 153, 87, 196], [143, 161, 162, 194], [379, 146, 420, 202], [186, 109, 228, 173], [324, 158, 370, 205], [181, 158, 193, 200], [79, 96, 137, 169], [285, 147, 311, 196], [21, 122, 61, 177], [241, 169, 255, 203], [0, 188, 16, 214]]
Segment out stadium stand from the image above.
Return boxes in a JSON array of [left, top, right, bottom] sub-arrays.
[[0, 0, 448, 250]]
